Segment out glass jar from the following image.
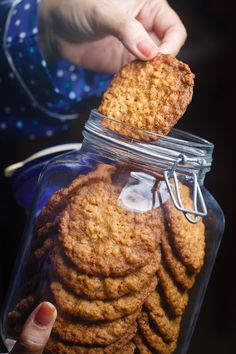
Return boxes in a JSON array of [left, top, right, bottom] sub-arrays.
[[0, 109, 224, 354]]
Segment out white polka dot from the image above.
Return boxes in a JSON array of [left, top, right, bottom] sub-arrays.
[[19, 32, 26, 39], [84, 85, 90, 92], [32, 27, 38, 35], [55, 88, 60, 94], [71, 74, 78, 81], [4, 107, 11, 114], [69, 65, 75, 72], [12, 9, 17, 16], [41, 60, 47, 67], [69, 91, 76, 100], [15, 19, 21, 26], [46, 130, 53, 137], [9, 72, 15, 79], [0, 123, 7, 130], [57, 70, 64, 78], [7, 36, 12, 43], [16, 121, 23, 128], [24, 3, 31, 10]]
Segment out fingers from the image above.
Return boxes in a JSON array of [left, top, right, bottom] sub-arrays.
[[93, 4, 158, 60], [153, 1, 187, 56], [10, 302, 57, 354]]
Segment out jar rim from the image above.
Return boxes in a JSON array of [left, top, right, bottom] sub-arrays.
[[84, 109, 214, 169]]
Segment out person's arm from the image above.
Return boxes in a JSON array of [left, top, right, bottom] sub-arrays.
[[3, 0, 113, 120]]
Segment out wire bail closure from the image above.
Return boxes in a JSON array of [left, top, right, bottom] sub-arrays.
[[164, 154, 207, 224]]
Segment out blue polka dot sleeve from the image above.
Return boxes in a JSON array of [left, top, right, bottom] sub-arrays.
[[4, 0, 113, 120]]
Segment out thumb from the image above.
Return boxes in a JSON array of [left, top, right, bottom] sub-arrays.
[[10, 302, 57, 354], [95, 6, 158, 60]]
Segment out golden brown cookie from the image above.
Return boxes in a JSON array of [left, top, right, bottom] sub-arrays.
[[50, 245, 161, 300], [144, 291, 181, 343], [8, 296, 35, 327], [52, 311, 139, 346], [45, 327, 136, 354], [163, 183, 205, 273], [161, 230, 196, 290], [138, 312, 177, 354], [59, 181, 162, 277], [35, 164, 116, 230], [133, 334, 152, 354], [50, 277, 157, 322], [99, 53, 194, 141], [29, 237, 54, 265], [158, 264, 188, 317]]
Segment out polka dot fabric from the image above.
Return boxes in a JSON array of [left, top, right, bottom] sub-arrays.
[[0, 0, 112, 139]]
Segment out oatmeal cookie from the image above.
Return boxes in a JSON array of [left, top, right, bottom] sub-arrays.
[[99, 53, 194, 140], [29, 237, 54, 265], [50, 277, 157, 322], [45, 328, 136, 354], [158, 264, 188, 317], [50, 245, 161, 300], [133, 334, 152, 354], [8, 296, 35, 327], [144, 291, 181, 343], [138, 312, 177, 354], [163, 183, 205, 273], [52, 312, 139, 346], [161, 230, 196, 289], [35, 164, 116, 230], [59, 181, 162, 276]]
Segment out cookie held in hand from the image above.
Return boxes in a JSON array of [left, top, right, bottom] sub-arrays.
[[99, 53, 194, 141]]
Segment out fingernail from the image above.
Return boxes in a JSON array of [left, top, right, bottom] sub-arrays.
[[33, 302, 56, 327], [137, 39, 158, 58]]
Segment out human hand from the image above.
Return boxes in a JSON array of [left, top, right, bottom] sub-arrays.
[[9, 302, 57, 354], [39, 0, 187, 72]]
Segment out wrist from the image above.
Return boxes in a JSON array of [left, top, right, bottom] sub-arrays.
[[38, 0, 61, 62]]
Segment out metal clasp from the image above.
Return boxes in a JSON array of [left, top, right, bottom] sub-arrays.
[[164, 154, 207, 224]]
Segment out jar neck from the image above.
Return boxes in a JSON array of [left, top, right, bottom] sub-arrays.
[[82, 109, 214, 184]]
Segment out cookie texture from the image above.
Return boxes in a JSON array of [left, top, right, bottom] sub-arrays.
[[144, 291, 181, 343], [51, 245, 161, 300], [163, 183, 205, 273], [50, 277, 157, 322], [53, 312, 139, 346], [8, 296, 35, 327], [45, 328, 136, 354], [161, 230, 196, 290], [35, 164, 116, 230], [99, 53, 194, 140], [59, 182, 162, 276], [138, 312, 177, 354], [158, 264, 189, 317], [133, 334, 152, 354]]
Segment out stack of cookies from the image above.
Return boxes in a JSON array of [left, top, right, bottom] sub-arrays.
[[134, 182, 206, 354], [8, 164, 163, 354]]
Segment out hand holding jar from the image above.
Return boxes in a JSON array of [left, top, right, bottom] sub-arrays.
[[9, 302, 56, 354]]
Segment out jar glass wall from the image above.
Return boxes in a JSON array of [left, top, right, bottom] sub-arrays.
[[1, 110, 224, 354]]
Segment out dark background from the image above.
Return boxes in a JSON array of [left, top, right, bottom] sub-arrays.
[[0, 0, 235, 352]]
